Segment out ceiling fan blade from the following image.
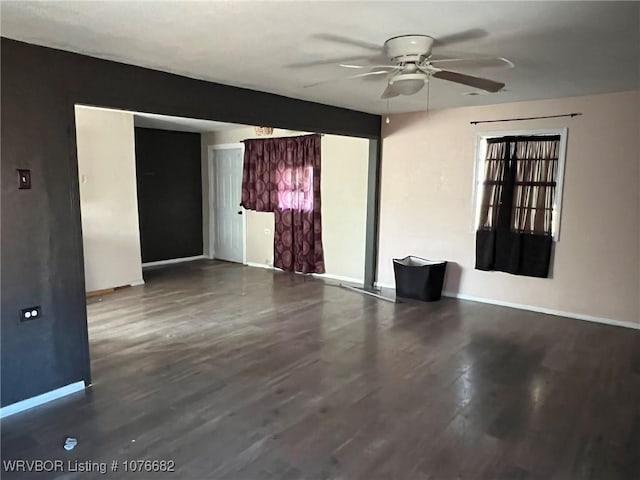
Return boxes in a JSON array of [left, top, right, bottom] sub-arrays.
[[340, 64, 400, 83], [361, 71, 396, 83], [432, 70, 505, 93], [286, 55, 378, 68], [381, 84, 400, 99], [304, 70, 389, 88], [313, 33, 381, 52], [429, 57, 514, 70], [433, 28, 488, 47], [339, 64, 401, 70]]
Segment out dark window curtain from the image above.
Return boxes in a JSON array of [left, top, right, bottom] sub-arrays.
[[476, 135, 560, 278], [241, 139, 279, 212], [241, 134, 325, 274]]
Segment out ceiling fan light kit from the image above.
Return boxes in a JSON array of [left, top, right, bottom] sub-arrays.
[[388, 73, 426, 96]]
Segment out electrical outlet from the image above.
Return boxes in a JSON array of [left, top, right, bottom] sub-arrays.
[[20, 306, 42, 322]]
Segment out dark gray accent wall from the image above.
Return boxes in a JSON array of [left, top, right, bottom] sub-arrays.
[[135, 128, 203, 263], [0, 38, 381, 407]]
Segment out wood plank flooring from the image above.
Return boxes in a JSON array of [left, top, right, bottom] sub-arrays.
[[2, 260, 640, 479]]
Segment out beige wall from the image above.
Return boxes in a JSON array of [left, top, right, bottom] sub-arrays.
[[75, 106, 143, 291], [379, 91, 640, 324], [202, 128, 369, 282]]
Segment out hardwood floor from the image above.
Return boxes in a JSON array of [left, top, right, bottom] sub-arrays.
[[2, 260, 639, 479]]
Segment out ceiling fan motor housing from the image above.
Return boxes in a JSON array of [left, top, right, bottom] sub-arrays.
[[384, 35, 434, 62]]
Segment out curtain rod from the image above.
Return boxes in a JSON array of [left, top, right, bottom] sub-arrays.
[[241, 133, 324, 142], [470, 113, 582, 125]]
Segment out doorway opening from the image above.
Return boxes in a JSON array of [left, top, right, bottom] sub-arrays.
[[73, 104, 371, 385], [74, 105, 370, 287]]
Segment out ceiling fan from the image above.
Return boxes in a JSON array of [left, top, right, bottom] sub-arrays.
[[301, 34, 513, 99]]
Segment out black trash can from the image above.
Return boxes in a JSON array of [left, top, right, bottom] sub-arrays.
[[393, 256, 447, 302]]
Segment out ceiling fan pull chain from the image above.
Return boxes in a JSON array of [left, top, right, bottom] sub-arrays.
[[385, 97, 390, 124], [425, 78, 431, 117]]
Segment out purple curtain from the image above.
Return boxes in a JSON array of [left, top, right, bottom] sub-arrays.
[[241, 134, 325, 274]]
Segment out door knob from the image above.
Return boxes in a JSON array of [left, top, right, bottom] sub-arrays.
[[237, 211, 243, 215]]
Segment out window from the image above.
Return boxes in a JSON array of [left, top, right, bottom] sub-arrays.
[[277, 165, 314, 212], [473, 129, 568, 278], [474, 129, 567, 240]]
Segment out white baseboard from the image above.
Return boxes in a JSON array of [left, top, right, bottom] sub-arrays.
[[245, 261, 273, 269], [244, 263, 362, 285], [374, 281, 638, 330], [130, 279, 145, 286], [312, 273, 363, 285], [442, 291, 640, 330], [142, 255, 206, 268], [0, 381, 86, 419], [374, 281, 395, 290]]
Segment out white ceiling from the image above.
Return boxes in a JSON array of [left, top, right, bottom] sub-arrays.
[[133, 111, 244, 132], [2, 1, 639, 114]]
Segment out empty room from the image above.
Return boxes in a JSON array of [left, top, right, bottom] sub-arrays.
[[1, 1, 639, 479]]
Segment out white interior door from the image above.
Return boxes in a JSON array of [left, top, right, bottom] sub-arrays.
[[210, 145, 245, 263]]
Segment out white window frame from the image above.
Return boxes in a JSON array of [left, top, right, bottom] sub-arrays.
[[472, 128, 568, 241]]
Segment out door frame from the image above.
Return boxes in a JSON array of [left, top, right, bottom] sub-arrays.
[[207, 143, 247, 264]]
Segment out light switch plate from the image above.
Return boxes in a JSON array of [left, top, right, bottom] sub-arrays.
[[17, 169, 31, 189]]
